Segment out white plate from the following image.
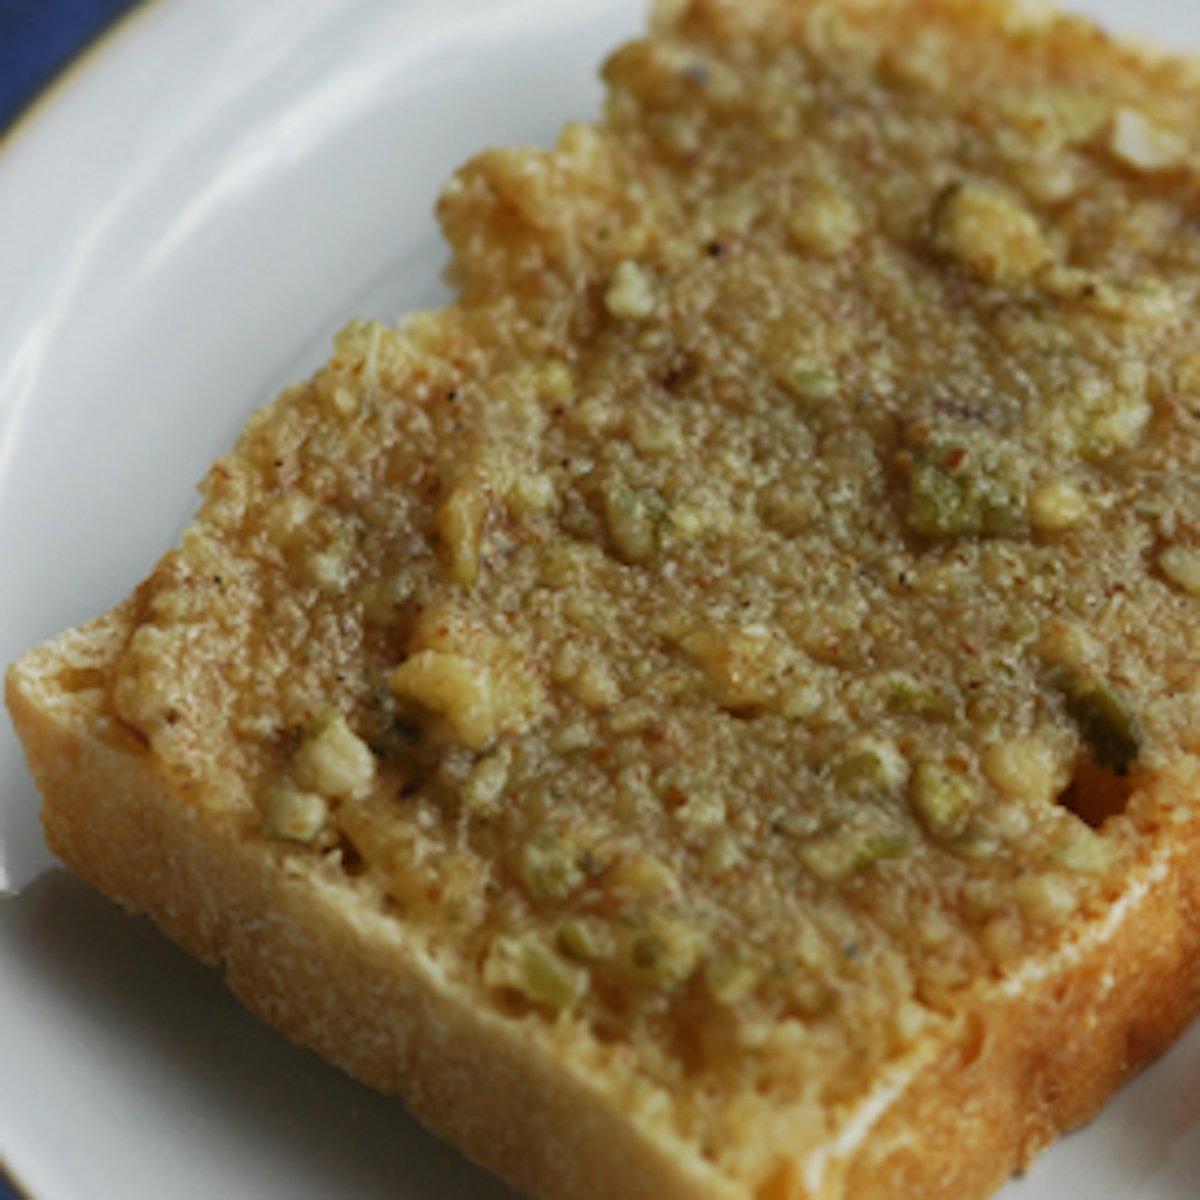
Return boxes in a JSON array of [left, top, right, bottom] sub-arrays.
[[2, 1, 1200, 1197]]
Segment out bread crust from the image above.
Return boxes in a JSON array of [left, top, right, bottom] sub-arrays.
[[10, 606, 1200, 1200]]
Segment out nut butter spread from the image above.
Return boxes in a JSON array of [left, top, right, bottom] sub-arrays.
[[107, 0, 1200, 1173]]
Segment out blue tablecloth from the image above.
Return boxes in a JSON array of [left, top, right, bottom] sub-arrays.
[[0, 0, 141, 134]]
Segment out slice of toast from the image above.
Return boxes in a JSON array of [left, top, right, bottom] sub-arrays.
[[10, 2, 1200, 1197]]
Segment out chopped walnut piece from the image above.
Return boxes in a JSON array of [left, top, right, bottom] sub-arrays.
[[294, 708, 377, 802], [1110, 107, 1188, 171], [931, 182, 1052, 285], [1161, 546, 1200, 596], [604, 261, 659, 321]]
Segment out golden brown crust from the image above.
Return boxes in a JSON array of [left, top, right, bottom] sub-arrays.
[[10, 609, 1200, 1200], [844, 780, 1200, 1200]]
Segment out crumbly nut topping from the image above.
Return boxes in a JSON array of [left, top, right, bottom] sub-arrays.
[[604, 260, 660, 321], [263, 778, 330, 843], [110, 0, 1200, 1182], [294, 707, 377, 801], [931, 182, 1052, 285], [1110, 106, 1189, 172]]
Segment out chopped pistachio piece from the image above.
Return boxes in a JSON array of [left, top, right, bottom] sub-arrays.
[[519, 833, 588, 903], [910, 761, 973, 839], [799, 831, 910, 883], [603, 483, 669, 563], [484, 934, 588, 1010], [906, 431, 1027, 540], [608, 853, 680, 902], [830, 736, 910, 796], [878, 672, 952, 718], [618, 914, 704, 989], [785, 357, 840, 402], [557, 919, 614, 963], [704, 955, 761, 1005], [1051, 669, 1141, 776]]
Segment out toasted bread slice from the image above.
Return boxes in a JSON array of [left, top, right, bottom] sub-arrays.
[[11, 1, 1200, 1197]]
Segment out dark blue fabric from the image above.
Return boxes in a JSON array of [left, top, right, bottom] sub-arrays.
[[0, 0, 141, 133], [0, 1168, 19, 1200]]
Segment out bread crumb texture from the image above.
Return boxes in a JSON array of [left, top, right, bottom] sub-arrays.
[[32, 0, 1200, 1196]]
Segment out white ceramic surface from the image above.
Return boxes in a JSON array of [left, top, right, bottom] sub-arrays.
[[2, 1, 1200, 1197]]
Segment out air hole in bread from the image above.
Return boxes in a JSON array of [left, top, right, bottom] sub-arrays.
[[1055, 760, 1135, 830], [336, 837, 368, 877]]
